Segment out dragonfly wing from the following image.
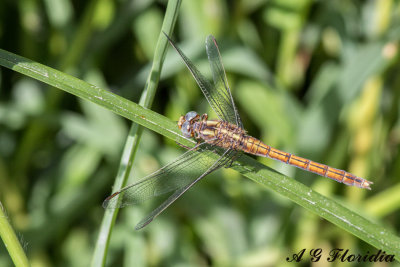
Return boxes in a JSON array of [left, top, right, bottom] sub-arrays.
[[103, 142, 215, 209], [164, 33, 241, 127], [134, 148, 236, 230], [205, 35, 243, 128], [103, 142, 238, 229]]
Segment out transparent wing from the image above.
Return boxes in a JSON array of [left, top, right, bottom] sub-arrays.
[[134, 148, 237, 230], [205, 35, 243, 128], [164, 33, 242, 128], [103, 142, 237, 229]]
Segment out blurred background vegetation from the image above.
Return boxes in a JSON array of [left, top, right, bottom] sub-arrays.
[[1, 0, 400, 266]]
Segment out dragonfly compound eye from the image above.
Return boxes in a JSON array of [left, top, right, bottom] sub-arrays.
[[185, 111, 198, 122], [181, 121, 193, 138]]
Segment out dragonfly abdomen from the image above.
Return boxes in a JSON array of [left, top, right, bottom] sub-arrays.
[[241, 136, 270, 156], [197, 120, 373, 189], [254, 144, 372, 189]]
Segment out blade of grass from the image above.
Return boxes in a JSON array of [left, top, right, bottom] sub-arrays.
[[0, 41, 399, 258], [91, 0, 181, 266], [13, 0, 101, 183], [0, 47, 191, 146], [231, 156, 400, 257], [0, 203, 29, 267]]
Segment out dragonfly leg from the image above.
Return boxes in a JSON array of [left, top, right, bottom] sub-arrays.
[[175, 141, 193, 150], [227, 152, 240, 167], [175, 141, 204, 150]]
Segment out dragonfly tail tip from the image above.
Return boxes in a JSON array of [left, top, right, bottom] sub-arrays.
[[363, 180, 373, 190]]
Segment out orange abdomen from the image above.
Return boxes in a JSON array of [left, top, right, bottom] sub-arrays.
[[242, 136, 372, 189]]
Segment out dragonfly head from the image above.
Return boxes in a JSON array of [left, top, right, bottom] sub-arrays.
[[178, 111, 200, 138]]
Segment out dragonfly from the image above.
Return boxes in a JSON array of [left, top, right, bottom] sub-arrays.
[[103, 33, 373, 230]]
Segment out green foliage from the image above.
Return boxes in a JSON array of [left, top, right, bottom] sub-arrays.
[[1, 0, 400, 266]]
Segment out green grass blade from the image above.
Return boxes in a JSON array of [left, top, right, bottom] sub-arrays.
[[0, 203, 29, 267], [231, 156, 400, 257], [91, 0, 182, 266], [0, 47, 189, 146]]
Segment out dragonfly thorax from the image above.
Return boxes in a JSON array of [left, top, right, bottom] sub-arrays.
[[178, 111, 201, 138]]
